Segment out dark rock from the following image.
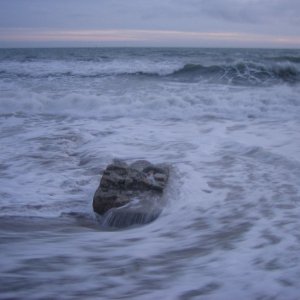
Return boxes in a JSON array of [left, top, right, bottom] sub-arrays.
[[93, 159, 169, 228]]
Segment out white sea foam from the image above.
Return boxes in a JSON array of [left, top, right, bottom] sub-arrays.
[[1, 114, 300, 299], [0, 81, 299, 121]]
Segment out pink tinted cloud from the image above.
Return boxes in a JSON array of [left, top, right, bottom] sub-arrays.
[[1, 29, 300, 46]]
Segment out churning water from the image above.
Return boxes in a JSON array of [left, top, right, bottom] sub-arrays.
[[0, 47, 300, 299]]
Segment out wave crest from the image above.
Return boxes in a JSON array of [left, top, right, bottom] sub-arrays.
[[169, 62, 299, 84]]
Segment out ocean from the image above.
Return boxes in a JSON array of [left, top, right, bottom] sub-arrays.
[[0, 47, 300, 299]]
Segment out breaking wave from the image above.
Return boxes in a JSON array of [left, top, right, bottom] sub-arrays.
[[0, 60, 299, 85], [168, 62, 300, 84], [1, 83, 299, 120]]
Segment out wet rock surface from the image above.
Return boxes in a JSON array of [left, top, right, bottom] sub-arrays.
[[93, 160, 169, 228]]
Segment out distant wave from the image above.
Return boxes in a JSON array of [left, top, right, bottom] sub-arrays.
[[0, 61, 299, 85]]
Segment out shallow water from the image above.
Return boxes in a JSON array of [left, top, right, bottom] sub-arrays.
[[1, 48, 300, 299]]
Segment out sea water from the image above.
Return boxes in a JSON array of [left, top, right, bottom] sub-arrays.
[[0, 47, 300, 299]]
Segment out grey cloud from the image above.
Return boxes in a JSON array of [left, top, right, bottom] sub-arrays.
[[0, 0, 299, 36], [170, 0, 300, 25]]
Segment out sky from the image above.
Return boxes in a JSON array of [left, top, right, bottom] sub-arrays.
[[0, 0, 300, 48]]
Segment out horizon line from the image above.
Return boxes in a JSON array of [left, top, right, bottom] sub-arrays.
[[1, 28, 300, 49], [0, 45, 300, 51]]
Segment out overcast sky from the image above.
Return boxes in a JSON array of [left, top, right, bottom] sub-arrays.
[[0, 0, 300, 48]]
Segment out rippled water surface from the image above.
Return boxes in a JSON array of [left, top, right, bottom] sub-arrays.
[[1, 48, 300, 299]]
